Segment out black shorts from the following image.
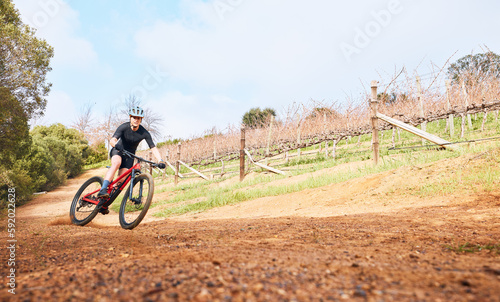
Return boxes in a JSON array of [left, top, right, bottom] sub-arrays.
[[109, 148, 135, 169]]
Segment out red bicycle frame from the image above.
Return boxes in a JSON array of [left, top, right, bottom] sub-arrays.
[[82, 161, 142, 205]]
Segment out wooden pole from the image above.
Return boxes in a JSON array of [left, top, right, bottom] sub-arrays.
[[265, 115, 274, 165], [462, 81, 473, 129], [175, 142, 181, 186], [370, 81, 379, 165], [240, 126, 245, 182], [460, 113, 466, 138], [446, 80, 454, 137], [148, 151, 153, 175], [296, 114, 301, 160], [213, 140, 217, 160], [416, 76, 426, 145], [266, 115, 274, 156], [332, 139, 337, 160], [481, 111, 488, 132], [244, 149, 286, 175], [392, 126, 396, 149], [377, 113, 457, 150], [178, 160, 209, 180]]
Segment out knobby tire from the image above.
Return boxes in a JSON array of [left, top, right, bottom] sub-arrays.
[[119, 173, 154, 229], [70, 176, 103, 226]]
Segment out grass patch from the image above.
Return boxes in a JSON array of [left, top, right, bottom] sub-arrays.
[[84, 159, 110, 171], [416, 149, 500, 197], [149, 114, 500, 217], [446, 242, 500, 254], [153, 145, 472, 217]]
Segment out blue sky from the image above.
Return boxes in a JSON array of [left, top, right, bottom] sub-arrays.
[[13, 0, 500, 140]]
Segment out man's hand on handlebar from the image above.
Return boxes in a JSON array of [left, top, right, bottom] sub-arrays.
[[157, 161, 166, 169]]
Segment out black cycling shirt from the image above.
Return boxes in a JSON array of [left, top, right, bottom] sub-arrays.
[[112, 122, 155, 153]]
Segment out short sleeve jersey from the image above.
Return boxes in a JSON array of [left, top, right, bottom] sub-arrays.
[[113, 122, 155, 154]]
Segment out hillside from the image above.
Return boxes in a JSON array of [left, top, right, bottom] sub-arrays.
[[2, 142, 499, 301]]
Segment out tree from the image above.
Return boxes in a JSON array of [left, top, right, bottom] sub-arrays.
[[447, 51, 500, 84], [242, 107, 276, 129], [306, 107, 340, 120], [0, 0, 54, 119], [0, 87, 30, 165], [71, 102, 94, 140], [121, 94, 164, 140]]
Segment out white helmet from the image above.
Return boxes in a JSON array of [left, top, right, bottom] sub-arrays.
[[129, 106, 144, 117]]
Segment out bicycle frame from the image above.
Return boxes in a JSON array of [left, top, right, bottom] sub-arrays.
[[81, 162, 141, 206]]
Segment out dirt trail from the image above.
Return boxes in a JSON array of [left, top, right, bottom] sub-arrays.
[[1, 153, 499, 301]]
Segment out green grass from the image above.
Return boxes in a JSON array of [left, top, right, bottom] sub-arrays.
[[149, 113, 500, 217], [446, 242, 500, 254], [83, 159, 110, 170], [153, 146, 470, 217]]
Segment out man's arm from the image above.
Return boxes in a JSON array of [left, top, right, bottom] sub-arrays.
[[150, 147, 163, 163], [110, 137, 118, 148]]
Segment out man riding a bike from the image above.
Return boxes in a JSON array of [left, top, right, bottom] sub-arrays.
[[97, 106, 165, 214]]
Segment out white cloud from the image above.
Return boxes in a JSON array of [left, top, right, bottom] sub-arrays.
[[133, 1, 350, 96], [14, 0, 99, 70]]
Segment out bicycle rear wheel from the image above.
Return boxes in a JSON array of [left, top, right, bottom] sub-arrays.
[[119, 173, 154, 230], [70, 176, 103, 226]]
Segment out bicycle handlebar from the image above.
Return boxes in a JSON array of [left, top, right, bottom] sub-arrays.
[[122, 150, 159, 167]]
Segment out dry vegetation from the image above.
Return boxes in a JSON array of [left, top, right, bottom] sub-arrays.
[[157, 60, 500, 166]]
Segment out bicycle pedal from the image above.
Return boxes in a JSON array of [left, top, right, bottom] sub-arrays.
[[99, 208, 110, 215]]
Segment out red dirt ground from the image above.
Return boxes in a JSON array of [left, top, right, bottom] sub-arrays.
[[1, 153, 499, 301]]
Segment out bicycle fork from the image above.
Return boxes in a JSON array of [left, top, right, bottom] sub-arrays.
[[129, 170, 143, 205]]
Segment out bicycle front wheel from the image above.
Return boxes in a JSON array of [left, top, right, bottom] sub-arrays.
[[70, 176, 103, 226], [119, 173, 154, 230]]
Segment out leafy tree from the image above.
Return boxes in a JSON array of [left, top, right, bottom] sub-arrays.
[[0, 0, 54, 119], [242, 107, 276, 129], [447, 51, 500, 84], [0, 87, 30, 165]]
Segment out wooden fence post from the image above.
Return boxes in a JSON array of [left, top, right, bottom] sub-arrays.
[[392, 126, 396, 149], [460, 113, 466, 138], [296, 114, 302, 160], [148, 151, 153, 175], [332, 139, 337, 160], [416, 76, 426, 145], [370, 81, 379, 165], [462, 81, 473, 129], [266, 115, 274, 165], [481, 110, 488, 132], [240, 126, 245, 182], [175, 142, 181, 186], [213, 140, 217, 160], [446, 80, 454, 137]]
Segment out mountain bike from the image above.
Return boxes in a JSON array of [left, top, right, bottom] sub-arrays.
[[70, 150, 159, 230]]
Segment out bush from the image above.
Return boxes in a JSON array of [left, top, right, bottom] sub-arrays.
[[0, 123, 105, 208], [84, 142, 108, 166], [0, 166, 36, 206], [242, 107, 276, 129]]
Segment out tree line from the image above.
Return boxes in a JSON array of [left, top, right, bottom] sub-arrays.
[[0, 1, 107, 206]]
